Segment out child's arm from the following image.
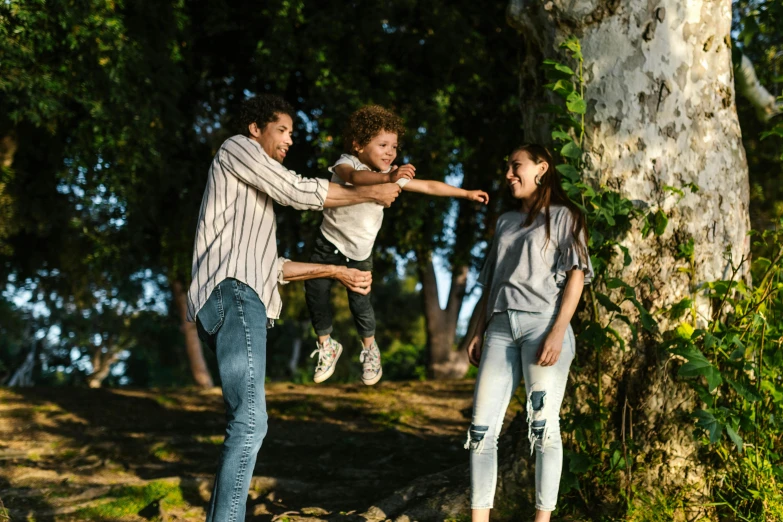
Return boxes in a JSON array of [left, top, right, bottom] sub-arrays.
[[402, 179, 489, 204], [333, 164, 416, 186]]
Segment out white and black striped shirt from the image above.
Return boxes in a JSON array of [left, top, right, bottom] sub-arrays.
[[187, 135, 329, 324]]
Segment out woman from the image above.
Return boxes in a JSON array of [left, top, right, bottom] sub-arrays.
[[462, 144, 593, 522]]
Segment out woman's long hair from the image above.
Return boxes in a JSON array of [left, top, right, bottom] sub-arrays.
[[514, 144, 589, 263]]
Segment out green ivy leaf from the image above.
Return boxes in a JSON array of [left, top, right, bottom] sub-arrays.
[[676, 322, 695, 339], [545, 79, 574, 97], [628, 297, 656, 332], [726, 377, 761, 402], [653, 209, 668, 236], [669, 298, 692, 320], [556, 163, 579, 181], [674, 346, 722, 391], [596, 292, 622, 313], [725, 425, 743, 452], [693, 409, 722, 443], [676, 238, 694, 260], [618, 244, 632, 267], [566, 92, 587, 114], [568, 452, 594, 474], [561, 141, 583, 159], [605, 326, 626, 351], [554, 63, 575, 75]]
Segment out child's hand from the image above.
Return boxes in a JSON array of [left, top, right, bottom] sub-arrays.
[[388, 164, 416, 184], [467, 190, 489, 204]]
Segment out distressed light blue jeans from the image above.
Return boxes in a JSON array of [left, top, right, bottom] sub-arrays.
[[196, 278, 269, 522], [467, 310, 575, 511]]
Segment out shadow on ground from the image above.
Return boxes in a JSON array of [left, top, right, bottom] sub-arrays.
[[0, 380, 516, 521]]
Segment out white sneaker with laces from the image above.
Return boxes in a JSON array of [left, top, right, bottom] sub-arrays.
[[359, 340, 383, 386], [310, 337, 343, 384]]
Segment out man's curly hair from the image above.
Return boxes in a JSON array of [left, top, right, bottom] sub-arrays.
[[239, 94, 295, 136], [343, 105, 405, 153]]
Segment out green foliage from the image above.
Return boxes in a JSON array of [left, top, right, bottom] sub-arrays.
[[540, 39, 648, 517], [662, 223, 783, 521], [732, 0, 783, 226], [1, 0, 520, 385], [540, 36, 783, 522]]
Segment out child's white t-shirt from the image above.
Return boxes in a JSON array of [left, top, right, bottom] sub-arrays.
[[320, 154, 408, 261]]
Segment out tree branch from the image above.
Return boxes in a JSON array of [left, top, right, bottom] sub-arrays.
[[736, 53, 783, 122]]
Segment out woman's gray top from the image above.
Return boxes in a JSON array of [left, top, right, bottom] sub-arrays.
[[479, 205, 594, 318]]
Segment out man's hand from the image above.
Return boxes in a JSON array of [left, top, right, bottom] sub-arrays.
[[334, 267, 372, 295], [388, 164, 416, 184], [357, 184, 402, 208]]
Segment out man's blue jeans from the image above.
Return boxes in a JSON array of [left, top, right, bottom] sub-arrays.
[[196, 278, 268, 522]]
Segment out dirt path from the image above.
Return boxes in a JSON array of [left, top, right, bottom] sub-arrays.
[[0, 381, 525, 521]]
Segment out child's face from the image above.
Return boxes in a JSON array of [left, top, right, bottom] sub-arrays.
[[355, 131, 398, 171], [506, 150, 546, 200]]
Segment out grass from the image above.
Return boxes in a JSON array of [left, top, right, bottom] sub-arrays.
[[154, 395, 179, 408], [193, 434, 223, 445], [76, 480, 186, 520], [150, 442, 180, 462], [368, 406, 421, 430]]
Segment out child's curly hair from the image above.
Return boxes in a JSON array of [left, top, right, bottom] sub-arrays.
[[343, 105, 405, 153]]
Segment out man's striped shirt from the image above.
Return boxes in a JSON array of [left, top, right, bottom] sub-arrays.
[[187, 135, 329, 324]]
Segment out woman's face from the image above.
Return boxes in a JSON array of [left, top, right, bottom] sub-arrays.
[[506, 149, 547, 201]]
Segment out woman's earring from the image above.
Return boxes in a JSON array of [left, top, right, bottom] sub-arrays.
[[535, 175, 543, 186]]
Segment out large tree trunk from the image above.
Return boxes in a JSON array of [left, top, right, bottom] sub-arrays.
[[417, 249, 470, 379], [171, 279, 214, 388], [506, 0, 749, 507], [362, 1, 750, 519]]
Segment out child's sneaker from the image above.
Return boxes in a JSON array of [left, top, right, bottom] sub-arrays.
[[359, 340, 382, 385], [310, 337, 343, 384]]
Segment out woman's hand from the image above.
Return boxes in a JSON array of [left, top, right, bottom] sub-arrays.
[[465, 333, 484, 367], [537, 327, 565, 366], [334, 267, 372, 295]]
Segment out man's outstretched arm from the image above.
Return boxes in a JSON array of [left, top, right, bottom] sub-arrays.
[[323, 183, 401, 209], [280, 260, 372, 295]]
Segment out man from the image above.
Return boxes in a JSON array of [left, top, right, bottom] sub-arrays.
[[187, 94, 401, 522]]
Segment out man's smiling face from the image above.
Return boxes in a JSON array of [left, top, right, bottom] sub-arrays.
[[250, 112, 294, 163]]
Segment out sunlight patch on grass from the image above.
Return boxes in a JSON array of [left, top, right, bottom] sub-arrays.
[[194, 434, 223, 445], [76, 480, 185, 520], [154, 395, 179, 408], [149, 442, 180, 463]]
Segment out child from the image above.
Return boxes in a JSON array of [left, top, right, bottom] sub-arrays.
[[304, 105, 489, 385]]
